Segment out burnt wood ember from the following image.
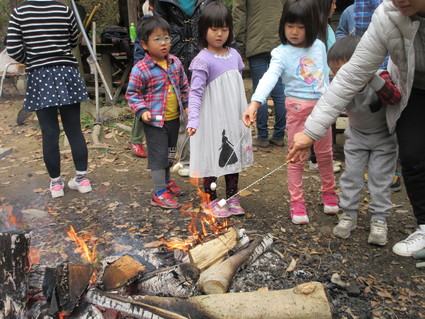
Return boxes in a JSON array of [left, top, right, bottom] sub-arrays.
[[132, 263, 200, 298], [101, 255, 147, 290], [0, 230, 31, 318], [43, 262, 93, 316]]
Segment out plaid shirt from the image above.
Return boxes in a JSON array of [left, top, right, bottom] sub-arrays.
[[376, 70, 401, 105], [126, 53, 189, 127], [354, 0, 382, 36]]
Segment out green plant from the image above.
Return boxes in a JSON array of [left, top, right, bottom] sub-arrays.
[[81, 113, 95, 128]]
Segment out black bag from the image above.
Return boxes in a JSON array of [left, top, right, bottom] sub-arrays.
[[100, 25, 132, 58], [100, 25, 130, 44]]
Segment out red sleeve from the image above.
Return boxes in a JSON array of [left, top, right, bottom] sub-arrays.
[[375, 70, 401, 105]]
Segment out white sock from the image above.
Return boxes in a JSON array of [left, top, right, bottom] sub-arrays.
[[51, 176, 62, 182], [419, 225, 425, 231]]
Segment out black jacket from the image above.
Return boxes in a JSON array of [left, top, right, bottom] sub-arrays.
[[154, 0, 219, 74]]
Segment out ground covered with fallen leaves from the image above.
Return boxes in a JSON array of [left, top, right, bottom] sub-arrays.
[[1, 97, 425, 319]]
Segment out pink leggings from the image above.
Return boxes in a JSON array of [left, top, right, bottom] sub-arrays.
[[286, 98, 336, 203]]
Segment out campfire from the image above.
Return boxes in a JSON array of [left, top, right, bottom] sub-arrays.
[[0, 189, 333, 318]]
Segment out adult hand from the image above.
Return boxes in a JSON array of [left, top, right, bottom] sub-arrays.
[[187, 127, 196, 136], [242, 101, 261, 127], [141, 111, 151, 124], [286, 132, 314, 162]]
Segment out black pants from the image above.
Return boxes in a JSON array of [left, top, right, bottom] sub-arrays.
[[396, 88, 425, 225], [36, 103, 88, 178]]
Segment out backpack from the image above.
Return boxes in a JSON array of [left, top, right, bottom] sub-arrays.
[[100, 25, 132, 58]]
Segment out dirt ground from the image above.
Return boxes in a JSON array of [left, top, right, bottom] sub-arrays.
[[1, 89, 425, 319]]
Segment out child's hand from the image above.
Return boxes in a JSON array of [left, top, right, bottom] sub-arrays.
[[141, 111, 151, 124], [242, 101, 261, 127], [187, 127, 196, 136]]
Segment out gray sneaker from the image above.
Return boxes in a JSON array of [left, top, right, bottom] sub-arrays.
[[333, 215, 357, 239], [368, 220, 388, 246]]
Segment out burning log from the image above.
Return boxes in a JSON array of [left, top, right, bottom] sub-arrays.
[[86, 288, 190, 319], [133, 263, 200, 298], [0, 231, 31, 318], [130, 281, 332, 319], [188, 227, 238, 271], [197, 233, 273, 294], [44, 262, 93, 316], [100, 255, 147, 290]]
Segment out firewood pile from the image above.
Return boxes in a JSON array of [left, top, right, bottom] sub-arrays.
[[1, 206, 332, 319]]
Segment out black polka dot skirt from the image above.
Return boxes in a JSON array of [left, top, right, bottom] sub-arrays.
[[23, 65, 89, 111]]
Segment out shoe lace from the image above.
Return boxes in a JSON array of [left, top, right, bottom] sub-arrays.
[[371, 222, 386, 235], [291, 203, 306, 215], [51, 179, 63, 187], [403, 231, 425, 244], [338, 217, 353, 228]]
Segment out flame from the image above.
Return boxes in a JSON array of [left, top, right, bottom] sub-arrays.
[[29, 248, 40, 265], [161, 178, 229, 251], [66, 225, 97, 264], [1, 206, 24, 230], [59, 312, 67, 319]]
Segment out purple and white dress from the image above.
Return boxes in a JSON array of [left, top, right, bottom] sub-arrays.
[[187, 48, 253, 178]]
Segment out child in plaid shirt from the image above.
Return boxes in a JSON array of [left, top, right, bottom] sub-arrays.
[[126, 16, 189, 209]]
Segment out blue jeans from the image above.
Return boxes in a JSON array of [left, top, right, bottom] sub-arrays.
[[249, 54, 286, 140]]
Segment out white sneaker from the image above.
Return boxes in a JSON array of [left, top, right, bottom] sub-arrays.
[[178, 166, 190, 177], [50, 178, 64, 198], [368, 220, 388, 246], [68, 177, 92, 193], [309, 161, 318, 171], [333, 215, 357, 238], [392, 228, 425, 257], [333, 161, 342, 173]]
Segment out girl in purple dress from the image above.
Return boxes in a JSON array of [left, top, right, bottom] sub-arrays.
[[186, 2, 253, 217]]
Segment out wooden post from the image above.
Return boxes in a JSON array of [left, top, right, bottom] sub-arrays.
[[0, 231, 31, 318], [127, 0, 138, 27]]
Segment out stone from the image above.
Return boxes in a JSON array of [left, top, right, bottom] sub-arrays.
[[0, 147, 13, 159]]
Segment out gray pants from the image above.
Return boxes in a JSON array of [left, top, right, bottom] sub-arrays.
[[176, 115, 190, 166], [339, 126, 398, 221]]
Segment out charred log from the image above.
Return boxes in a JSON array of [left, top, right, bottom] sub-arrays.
[[101, 255, 147, 290], [86, 288, 191, 319], [43, 262, 93, 316], [132, 263, 200, 298], [0, 230, 31, 318]]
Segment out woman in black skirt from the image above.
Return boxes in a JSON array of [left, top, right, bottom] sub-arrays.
[[6, 0, 92, 198]]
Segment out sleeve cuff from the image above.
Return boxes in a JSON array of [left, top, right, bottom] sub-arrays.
[[369, 74, 385, 91]]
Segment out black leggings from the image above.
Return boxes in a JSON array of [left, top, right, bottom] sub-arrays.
[[35, 104, 88, 178], [396, 88, 425, 225], [203, 173, 239, 200]]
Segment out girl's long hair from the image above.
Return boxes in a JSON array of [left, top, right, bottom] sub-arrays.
[[278, 0, 320, 48], [198, 2, 234, 49], [317, 0, 335, 50]]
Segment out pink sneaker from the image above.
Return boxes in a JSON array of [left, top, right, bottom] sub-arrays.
[[205, 199, 232, 218], [322, 192, 339, 214], [290, 202, 309, 224], [227, 197, 245, 215]]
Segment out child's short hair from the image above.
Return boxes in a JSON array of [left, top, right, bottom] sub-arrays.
[[198, 2, 234, 49], [278, 0, 320, 48], [137, 16, 170, 42], [327, 35, 361, 64]]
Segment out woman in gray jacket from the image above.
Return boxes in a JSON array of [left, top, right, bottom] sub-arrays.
[[285, 0, 425, 257]]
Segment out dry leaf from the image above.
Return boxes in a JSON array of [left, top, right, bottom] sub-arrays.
[[104, 132, 114, 139], [33, 188, 43, 193], [286, 258, 297, 272], [35, 170, 46, 175], [101, 182, 111, 186], [256, 286, 269, 292], [239, 189, 252, 197], [144, 241, 163, 248]]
